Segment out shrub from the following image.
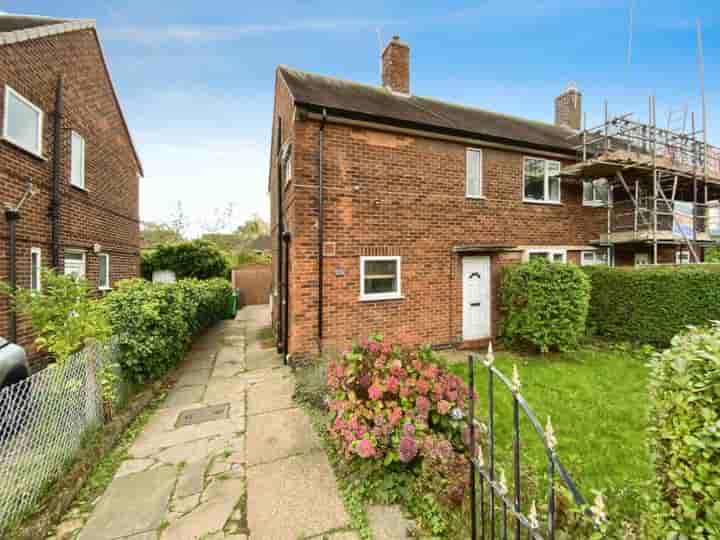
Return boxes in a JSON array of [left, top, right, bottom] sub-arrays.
[[140, 240, 229, 280], [1, 270, 110, 362], [105, 278, 230, 383], [499, 259, 591, 352], [327, 336, 473, 505], [648, 323, 720, 537], [584, 265, 720, 347]]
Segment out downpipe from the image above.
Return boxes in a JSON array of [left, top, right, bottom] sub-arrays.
[[317, 108, 327, 353]]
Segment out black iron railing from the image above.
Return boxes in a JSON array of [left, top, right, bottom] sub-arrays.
[[466, 344, 605, 539]]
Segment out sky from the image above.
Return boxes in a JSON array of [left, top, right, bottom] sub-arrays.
[[2, 1, 719, 237]]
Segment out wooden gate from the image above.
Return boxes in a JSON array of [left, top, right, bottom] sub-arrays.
[[231, 264, 272, 306]]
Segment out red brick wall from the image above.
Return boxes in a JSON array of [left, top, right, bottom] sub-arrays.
[[0, 29, 141, 367], [281, 115, 608, 358]]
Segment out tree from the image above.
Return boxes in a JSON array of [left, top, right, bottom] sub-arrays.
[[140, 221, 183, 248], [168, 200, 190, 238]]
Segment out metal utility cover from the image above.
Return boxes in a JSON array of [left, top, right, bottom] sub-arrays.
[[175, 403, 230, 427]]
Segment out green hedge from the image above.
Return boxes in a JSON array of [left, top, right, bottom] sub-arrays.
[[141, 240, 229, 280], [105, 278, 231, 383], [584, 266, 720, 347], [499, 259, 591, 352], [648, 323, 720, 537]]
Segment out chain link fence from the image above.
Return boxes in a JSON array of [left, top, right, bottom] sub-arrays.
[[0, 338, 123, 532]]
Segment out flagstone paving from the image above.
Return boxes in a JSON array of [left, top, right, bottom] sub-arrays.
[[55, 305, 355, 540]]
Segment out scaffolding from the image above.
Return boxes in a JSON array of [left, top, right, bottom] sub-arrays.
[[563, 98, 720, 265]]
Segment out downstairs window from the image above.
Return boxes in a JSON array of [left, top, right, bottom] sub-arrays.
[[360, 256, 402, 301]]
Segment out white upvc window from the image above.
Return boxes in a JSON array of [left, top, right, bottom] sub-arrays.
[[523, 157, 561, 203], [63, 250, 86, 278], [466, 148, 483, 198], [581, 249, 609, 266], [30, 247, 42, 292], [71, 131, 86, 188], [360, 256, 402, 301], [281, 142, 292, 183], [98, 253, 111, 289], [583, 178, 609, 206], [676, 250, 691, 265], [527, 249, 566, 263], [3, 85, 43, 156]]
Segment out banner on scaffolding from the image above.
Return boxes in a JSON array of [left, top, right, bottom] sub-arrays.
[[673, 201, 694, 238], [708, 202, 720, 237]]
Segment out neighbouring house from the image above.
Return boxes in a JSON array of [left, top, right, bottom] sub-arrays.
[[0, 14, 143, 367], [250, 234, 271, 256], [269, 35, 720, 359]]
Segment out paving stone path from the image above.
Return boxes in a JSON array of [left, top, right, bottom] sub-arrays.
[[56, 305, 354, 540]]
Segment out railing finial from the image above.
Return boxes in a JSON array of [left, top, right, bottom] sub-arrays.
[[498, 468, 508, 496], [545, 416, 557, 450], [485, 340, 495, 366], [511, 363, 521, 393], [529, 500, 539, 530], [477, 441, 484, 467], [591, 492, 608, 526]]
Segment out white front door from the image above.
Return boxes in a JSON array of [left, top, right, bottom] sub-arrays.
[[462, 256, 491, 340]]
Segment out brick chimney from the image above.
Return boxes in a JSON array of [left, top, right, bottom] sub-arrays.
[[381, 35, 410, 95], [554, 83, 582, 130]]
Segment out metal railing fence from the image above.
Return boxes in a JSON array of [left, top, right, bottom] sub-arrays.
[[0, 338, 122, 532]]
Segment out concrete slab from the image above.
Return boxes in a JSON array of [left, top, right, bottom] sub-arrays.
[[114, 458, 155, 478], [246, 408, 319, 466], [176, 368, 212, 388], [245, 347, 283, 371], [78, 465, 176, 540], [367, 505, 414, 539], [246, 376, 294, 416], [155, 439, 209, 466], [175, 459, 207, 498], [162, 385, 204, 409], [247, 451, 349, 540]]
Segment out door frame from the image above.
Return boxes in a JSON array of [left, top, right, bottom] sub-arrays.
[[462, 255, 492, 341]]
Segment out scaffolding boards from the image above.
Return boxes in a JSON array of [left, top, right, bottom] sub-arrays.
[[563, 100, 720, 265]]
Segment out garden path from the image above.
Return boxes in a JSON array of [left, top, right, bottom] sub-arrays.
[[57, 305, 354, 540]]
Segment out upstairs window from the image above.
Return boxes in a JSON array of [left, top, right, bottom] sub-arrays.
[[3, 85, 43, 156], [30, 247, 41, 292], [99, 253, 110, 289], [583, 179, 609, 206], [466, 148, 483, 198], [360, 256, 402, 301], [71, 131, 86, 188], [524, 157, 561, 203], [281, 142, 292, 183]]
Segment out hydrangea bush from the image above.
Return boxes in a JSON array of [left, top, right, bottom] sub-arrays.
[[327, 335, 474, 505]]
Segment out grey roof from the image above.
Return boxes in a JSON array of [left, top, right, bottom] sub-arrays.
[[0, 13, 69, 33], [251, 235, 272, 251], [279, 66, 577, 154]]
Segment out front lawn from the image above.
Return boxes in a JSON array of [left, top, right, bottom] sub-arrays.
[[449, 346, 653, 525]]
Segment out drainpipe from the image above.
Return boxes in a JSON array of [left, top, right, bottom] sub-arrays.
[[317, 109, 327, 352], [282, 230, 291, 365], [50, 76, 64, 269], [5, 208, 19, 342], [276, 118, 284, 354]]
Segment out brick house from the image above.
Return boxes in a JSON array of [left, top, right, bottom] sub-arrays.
[[270, 35, 715, 360], [0, 14, 143, 367]]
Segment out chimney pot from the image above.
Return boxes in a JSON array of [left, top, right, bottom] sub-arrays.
[[381, 35, 410, 95], [555, 82, 582, 130]]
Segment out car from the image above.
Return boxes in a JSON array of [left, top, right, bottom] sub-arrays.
[[0, 337, 29, 440], [0, 337, 28, 391]]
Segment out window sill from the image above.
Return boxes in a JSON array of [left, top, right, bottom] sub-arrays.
[[523, 199, 562, 206], [466, 195, 486, 200], [582, 201, 607, 208], [359, 294, 404, 303], [99, 286, 113, 291], [1, 136, 47, 161], [70, 183, 88, 193]]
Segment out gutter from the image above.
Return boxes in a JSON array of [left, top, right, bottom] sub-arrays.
[[300, 106, 577, 161], [50, 76, 63, 268], [317, 108, 327, 351]]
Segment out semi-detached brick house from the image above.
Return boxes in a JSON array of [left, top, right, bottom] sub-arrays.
[[0, 14, 143, 368], [269, 35, 709, 360]]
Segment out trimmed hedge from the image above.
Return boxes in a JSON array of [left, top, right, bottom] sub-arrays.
[[141, 240, 229, 280], [105, 278, 231, 383], [584, 266, 720, 347], [499, 259, 591, 352], [648, 323, 720, 537]]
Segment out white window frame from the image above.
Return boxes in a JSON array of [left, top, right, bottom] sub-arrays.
[[71, 131, 86, 189], [360, 255, 402, 301], [523, 157, 562, 204], [676, 249, 691, 265], [281, 142, 292, 183], [526, 249, 567, 263], [3, 85, 43, 157], [581, 249, 609, 266], [465, 148, 484, 199], [583, 178, 609, 207], [30, 247, 42, 292], [63, 249, 87, 278], [98, 253, 111, 289]]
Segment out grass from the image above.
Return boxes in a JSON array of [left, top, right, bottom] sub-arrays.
[[448, 345, 653, 525]]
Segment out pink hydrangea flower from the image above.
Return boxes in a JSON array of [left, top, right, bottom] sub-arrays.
[[416, 396, 431, 417], [386, 376, 399, 394], [446, 389, 458, 401], [403, 422, 415, 436], [416, 378, 430, 395], [368, 384, 383, 400], [390, 359, 403, 376], [398, 435, 418, 463], [369, 342, 381, 354], [335, 364, 345, 378], [389, 407, 403, 425], [399, 385, 411, 398], [357, 438, 375, 458], [437, 400, 451, 415]]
